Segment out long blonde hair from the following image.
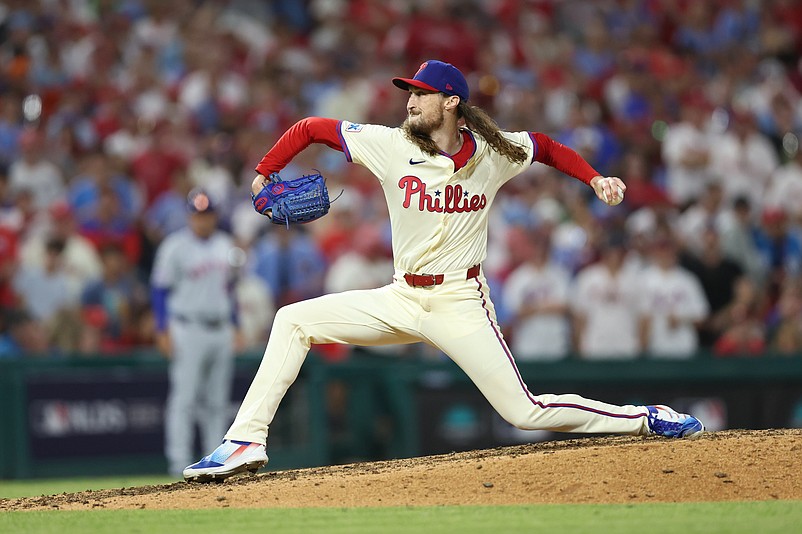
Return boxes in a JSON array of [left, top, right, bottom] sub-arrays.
[[457, 102, 527, 164], [401, 100, 528, 165]]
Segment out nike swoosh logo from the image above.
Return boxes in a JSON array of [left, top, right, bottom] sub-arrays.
[[409, 159, 425, 165]]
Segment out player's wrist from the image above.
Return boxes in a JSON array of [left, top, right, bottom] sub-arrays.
[[252, 174, 268, 195], [589, 175, 606, 188]]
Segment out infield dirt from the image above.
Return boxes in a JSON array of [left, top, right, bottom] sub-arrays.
[[2, 429, 800, 511]]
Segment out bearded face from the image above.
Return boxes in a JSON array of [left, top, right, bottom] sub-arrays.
[[403, 106, 445, 137], [402, 91, 447, 137]]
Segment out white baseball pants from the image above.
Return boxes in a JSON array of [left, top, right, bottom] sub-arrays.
[[225, 268, 649, 445]]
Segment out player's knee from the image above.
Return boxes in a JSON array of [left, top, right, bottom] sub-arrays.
[[273, 302, 311, 333], [499, 410, 535, 430]]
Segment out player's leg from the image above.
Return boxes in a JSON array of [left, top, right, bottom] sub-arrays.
[[224, 284, 420, 445], [184, 285, 420, 480], [422, 278, 649, 435], [165, 321, 206, 476], [199, 326, 235, 454]]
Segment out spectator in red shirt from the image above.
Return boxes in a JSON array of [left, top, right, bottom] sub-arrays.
[[397, 1, 478, 72], [130, 124, 186, 208], [0, 225, 18, 309]]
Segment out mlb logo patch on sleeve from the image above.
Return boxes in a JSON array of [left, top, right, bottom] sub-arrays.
[[345, 122, 364, 133]]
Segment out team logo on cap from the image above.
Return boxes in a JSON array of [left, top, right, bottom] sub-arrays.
[[415, 62, 428, 77], [192, 193, 210, 211]]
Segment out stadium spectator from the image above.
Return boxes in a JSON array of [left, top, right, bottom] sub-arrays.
[[0, 166, 14, 224], [639, 234, 710, 359], [8, 129, 65, 210], [235, 269, 275, 352], [718, 195, 767, 285], [770, 276, 802, 354], [556, 99, 622, 177], [754, 207, 802, 304], [130, 123, 187, 209], [765, 145, 802, 225], [314, 189, 364, 264], [80, 242, 149, 353], [18, 201, 103, 299], [0, 224, 18, 310], [680, 225, 745, 348], [12, 236, 80, 325], [324, 224, 393, 295], [393, 0, 479, 73], [0, 97, 23, 167], [0, 309, 48, 358], [502, 229, 571, 361], [186, 132, 237, 211], [570, 232, 643, 360], [2, 186, 39, 243], [708, 109, 778, 206], [177, 36, 250, 134], [675, 182, 727, 257], [250, 226, 326, 308], [141, 169, 194, 254], [67, 152, 143, 229], [77, 185, 141, 266], [757, 91, 802, 161], [12, 235, 84, 355], [712, 277, 767, 357], [661, 94, 714, 209]]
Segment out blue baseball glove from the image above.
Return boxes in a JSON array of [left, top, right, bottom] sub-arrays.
[[251, 172, 333, 226]]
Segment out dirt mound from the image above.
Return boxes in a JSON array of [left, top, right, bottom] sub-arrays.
[[3, 429, 801, 511]]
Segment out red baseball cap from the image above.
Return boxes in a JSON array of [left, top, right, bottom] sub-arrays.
[[393, 60, 469, 101]]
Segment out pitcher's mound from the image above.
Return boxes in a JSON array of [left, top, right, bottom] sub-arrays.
[[3, 429, 801, 511]]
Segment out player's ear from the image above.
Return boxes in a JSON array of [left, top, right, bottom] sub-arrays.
[[444, 95, 460, 111]]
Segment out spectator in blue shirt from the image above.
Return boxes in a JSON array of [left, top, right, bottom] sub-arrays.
[[250, 226, 326, 308], [754, 208, 802, 304]]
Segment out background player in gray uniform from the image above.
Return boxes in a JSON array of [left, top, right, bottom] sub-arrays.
[[150, 188, 241, 477], [183, 60, 705, 482]]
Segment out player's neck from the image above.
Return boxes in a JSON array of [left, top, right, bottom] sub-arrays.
[[430, 125, 463, 156]]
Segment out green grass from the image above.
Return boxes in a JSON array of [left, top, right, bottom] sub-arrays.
[[2, 502, 801, 534], [0, 475, 176, 499]]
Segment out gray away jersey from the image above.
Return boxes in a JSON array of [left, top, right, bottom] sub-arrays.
[[151, 228, 237, 320]]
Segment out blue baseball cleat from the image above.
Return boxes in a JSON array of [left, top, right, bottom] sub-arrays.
[[183, 440, 268, 482], [646, 405, 705, 438]]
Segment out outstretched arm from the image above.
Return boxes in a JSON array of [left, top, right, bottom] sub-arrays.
[[531, 132, 626, 206], [252, 117, 343, 194]]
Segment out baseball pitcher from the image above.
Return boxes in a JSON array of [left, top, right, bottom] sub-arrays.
[[183, 60, 704, 482]]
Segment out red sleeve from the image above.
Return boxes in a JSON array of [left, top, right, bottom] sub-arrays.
[[529, 132, 600, 186], [255, 117, 344, 176]]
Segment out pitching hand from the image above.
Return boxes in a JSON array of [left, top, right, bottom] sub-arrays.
[[590, 176, 627, 206]]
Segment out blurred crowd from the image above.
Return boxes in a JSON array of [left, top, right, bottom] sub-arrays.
[[1, 0, 802, 361]]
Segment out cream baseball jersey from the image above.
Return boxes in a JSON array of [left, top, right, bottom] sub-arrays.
[[339, 121, 534, 274]]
